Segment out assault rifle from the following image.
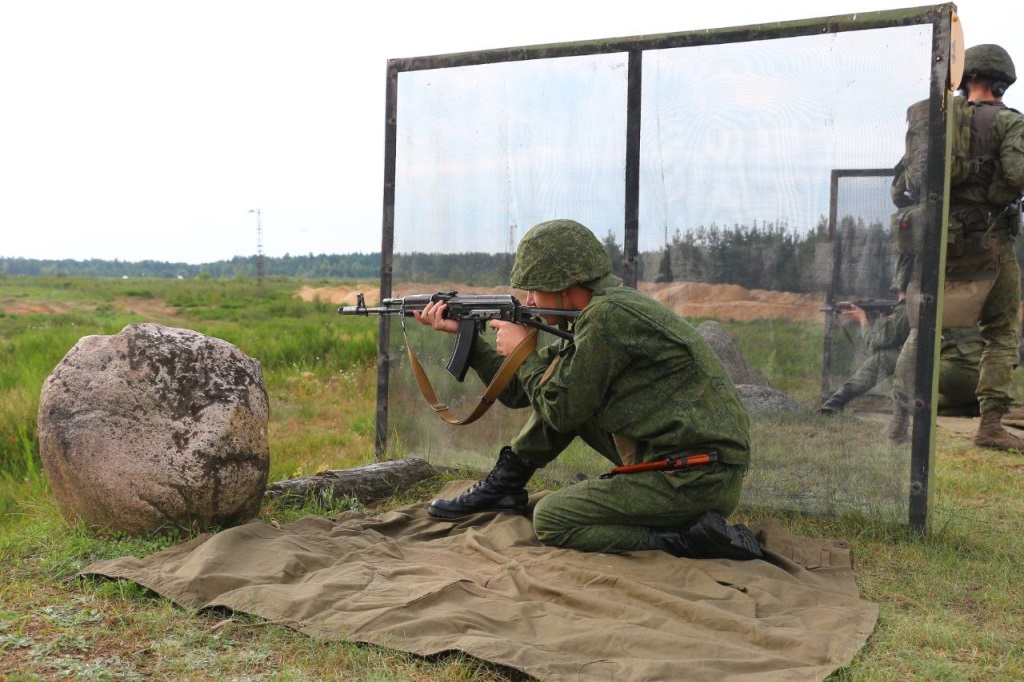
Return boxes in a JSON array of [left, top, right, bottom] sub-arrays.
[[338, 291, 580, 382], [820, 299, 900, 317]]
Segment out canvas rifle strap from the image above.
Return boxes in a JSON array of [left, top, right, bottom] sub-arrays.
[[405, 328, 538, 426]]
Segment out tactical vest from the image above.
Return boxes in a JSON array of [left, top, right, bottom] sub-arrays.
[[891, 98, 1008, 256], [898, 97, 1001, 201], [963, 101, 1003, 191], [943, 101, 1011, 328], [894, 98, 1013, 330]]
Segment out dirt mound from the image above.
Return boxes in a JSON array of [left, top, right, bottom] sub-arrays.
[[295, 285, 366, 306], [638, 282, 823, 323]]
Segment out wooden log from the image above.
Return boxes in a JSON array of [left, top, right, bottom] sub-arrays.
[[265, 457, 437, 503]]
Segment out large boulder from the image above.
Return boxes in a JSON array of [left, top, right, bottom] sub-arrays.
[[694, 320, 807, 415], [696, 320, 769, 386], [736, 384, 806, 416], [37, 323, 270, 535]]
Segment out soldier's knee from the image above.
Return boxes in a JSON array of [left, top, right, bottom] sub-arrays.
[[532, 495, 570, 547]]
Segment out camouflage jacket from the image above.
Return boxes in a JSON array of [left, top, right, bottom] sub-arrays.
[[862, 301, 910, 352], [468, 274, 751, 466]]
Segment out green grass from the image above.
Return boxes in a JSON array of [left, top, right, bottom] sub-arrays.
[[1, 275, 1022, 679]]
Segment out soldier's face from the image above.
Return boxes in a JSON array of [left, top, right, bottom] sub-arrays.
[[526, 290, 561, 310]]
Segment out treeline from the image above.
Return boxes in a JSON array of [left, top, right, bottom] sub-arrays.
[[641, 216, 895, 297], [0, 217, 911, 296], [0, 253, 381, 280]]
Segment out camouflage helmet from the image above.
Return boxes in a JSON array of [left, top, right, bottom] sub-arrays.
[[963, 44, 1016, 86], [510, 219, 611, 292]]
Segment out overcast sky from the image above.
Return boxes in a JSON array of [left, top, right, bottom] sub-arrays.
[[1, 0, 1019, 264]]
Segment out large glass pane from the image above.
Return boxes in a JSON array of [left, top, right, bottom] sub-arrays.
[[388, 54, 628, 470], [637, 26, 933, 519], [379, 12, 947, 525]]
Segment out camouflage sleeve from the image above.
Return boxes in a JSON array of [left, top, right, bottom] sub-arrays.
[[890, 157, 915, 208], [998, 112, 1024, 191], [468, 333, 560, 409], [891, 252, 914, 294], [865, 302, 910, 351], [513, 302, 633, 432]]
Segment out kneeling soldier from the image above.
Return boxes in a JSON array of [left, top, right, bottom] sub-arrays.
[[416, 219, 762, 560]]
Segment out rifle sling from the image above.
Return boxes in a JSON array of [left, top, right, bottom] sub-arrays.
[[405, 328, 539, 426]]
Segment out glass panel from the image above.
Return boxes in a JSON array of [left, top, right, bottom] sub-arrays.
[[388, 55, 628, 471], [383, 17, 942, 523], [638, 27, 932, 519]]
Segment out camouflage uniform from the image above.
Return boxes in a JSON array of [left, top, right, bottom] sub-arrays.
[[948, 102, 1024, 414], [825, 302, 981, 414], [938, 327, 984, 412], [431, 219, 758, 559], [821, 303, 908, 413], [467, 272, 750, 553], [890, 45, 1024, 444]]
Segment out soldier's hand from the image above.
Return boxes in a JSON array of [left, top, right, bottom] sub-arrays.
[[489, 320, 530, 356], [414, 300, 459, 334], [839, 304, 868, 326]]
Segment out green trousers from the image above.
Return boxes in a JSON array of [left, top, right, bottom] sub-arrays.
[[894, 239, 1019, 413], [834, 348, 900, 400], [512, 412, 743, 553], [976, 241, 1022, 413], [938, 328, 984, 410]]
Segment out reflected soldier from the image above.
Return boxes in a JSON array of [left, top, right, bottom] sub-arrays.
[[820, 301, 909, 414], [821, 301, 982, 416]]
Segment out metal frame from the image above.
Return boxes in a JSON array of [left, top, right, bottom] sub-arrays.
[[377, 5, 958, 532], [821, 168, 896, 403]]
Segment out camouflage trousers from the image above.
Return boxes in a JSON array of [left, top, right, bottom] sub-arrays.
[[835, 348, 900, 400], [838, 338, 978, 410], [975, 241, 1022, 412], [512, 412, 744, 553], [938, 328, 984, 410], [893, 240, 1018, 412]]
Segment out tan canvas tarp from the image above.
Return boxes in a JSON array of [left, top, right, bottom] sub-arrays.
[[80, 483, 878, 681]]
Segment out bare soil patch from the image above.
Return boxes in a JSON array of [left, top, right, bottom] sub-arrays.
[[3, 301, 74, 314], [2, 298, 178, 320]]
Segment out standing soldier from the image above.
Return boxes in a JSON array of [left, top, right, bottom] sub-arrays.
[[945, 44, 1024, 449], [416, 219, 763, 560], [889, 44, 1024, 449]]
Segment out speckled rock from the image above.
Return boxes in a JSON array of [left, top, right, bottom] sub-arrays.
[[37, 323, 269, 535], [736, 384, 806, 416], [696, 320, 769, 387]]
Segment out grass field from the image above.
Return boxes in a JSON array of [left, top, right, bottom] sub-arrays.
[[1, 275, 1022, 680]]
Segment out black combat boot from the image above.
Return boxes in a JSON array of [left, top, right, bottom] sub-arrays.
[[819, 385, 859, 415], [647, 511, 764, 561], [428, 446, 537, 519]]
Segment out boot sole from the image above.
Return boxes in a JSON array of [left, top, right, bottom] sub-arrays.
[[972, 438, 1024, 451], [427, 504, 526, 520]]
